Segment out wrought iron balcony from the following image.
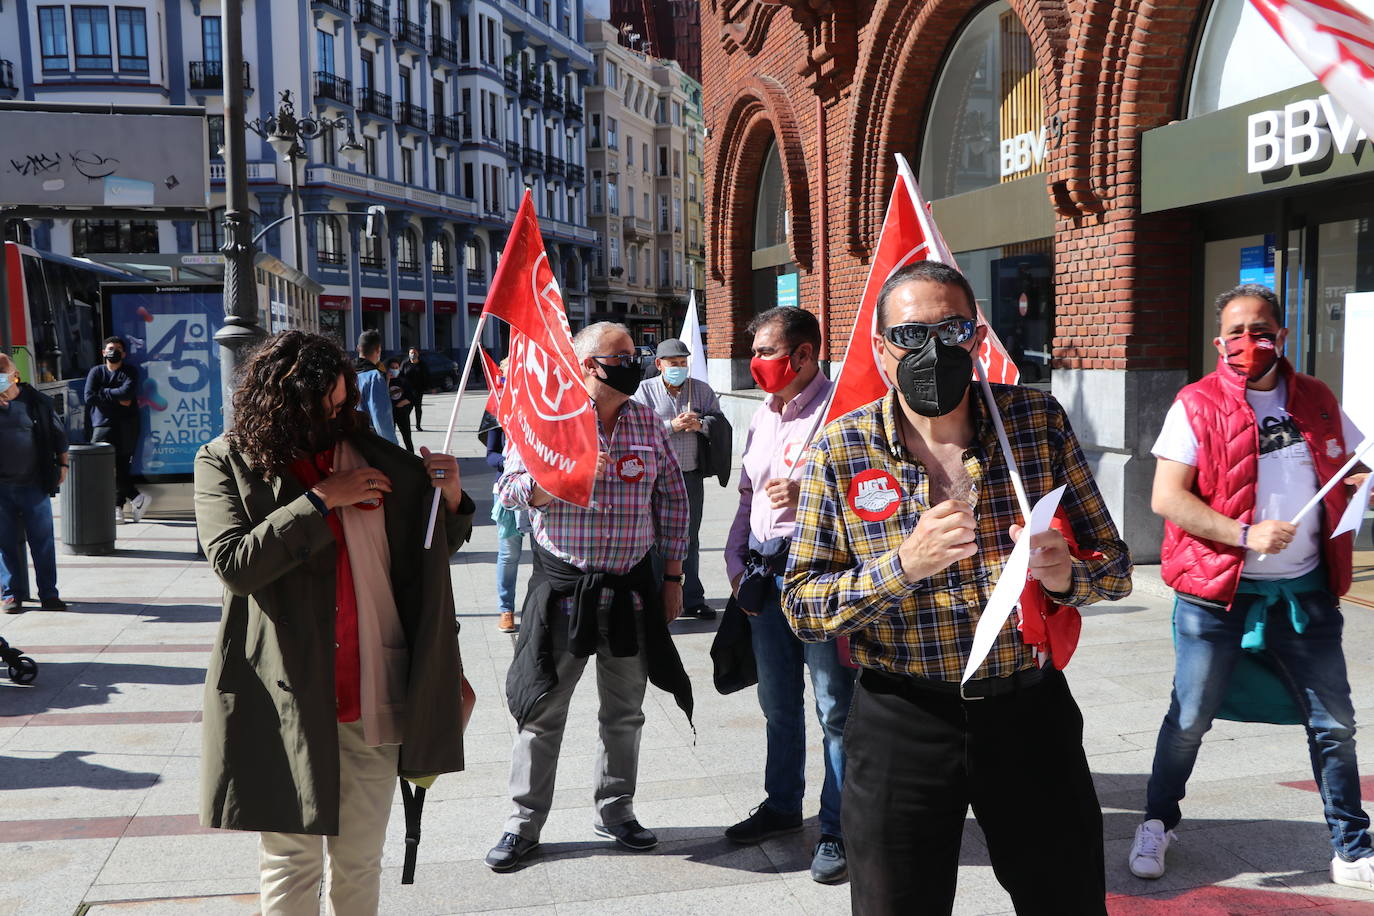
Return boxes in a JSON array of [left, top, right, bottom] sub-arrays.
[[317, 249, 346, 266], [431, 34, 458, 63], [359, 253, 386, 270], [431, 114, 463, 141], [520, 79, 541, 104], [505, 140, 521, 161], [395, 19, 425, 48], [189, 60, 251, 91], [504, 69, 519, 92], [397, 259, 421, 274], [314, 71, 353, 106], [544, 87, 563, 111], [467, 268, 485, 285], [359, 87, 392, 118], [545, 157, 564, 178], [355, 0, 390, 33], [566, 163, 585, 184], [563, 99, 582, 121], [311, 0, 350, 15], [395, 101, 428, 130], [522, 147, 543, 171]]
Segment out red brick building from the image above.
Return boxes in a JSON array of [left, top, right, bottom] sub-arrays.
[[610, 0, 703, 80], [700, 0, 1374, 558]]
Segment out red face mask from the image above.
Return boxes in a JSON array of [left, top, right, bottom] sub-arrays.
[[1223, 332, 1278, 381], [750, 352, 799, 393]]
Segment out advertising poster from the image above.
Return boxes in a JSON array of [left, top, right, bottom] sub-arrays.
[[104, 284, 225, 478], [1345, 291, 1374, 442]]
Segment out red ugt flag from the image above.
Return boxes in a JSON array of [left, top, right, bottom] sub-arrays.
[[824, 154, 1020, 425], [479, 346, 504, 416], [483, 191, 598, 507], [1250, 0, 1374, 138]]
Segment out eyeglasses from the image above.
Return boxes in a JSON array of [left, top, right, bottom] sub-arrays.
[[591, 353, 637, 367], [883, 318, 977, 351]]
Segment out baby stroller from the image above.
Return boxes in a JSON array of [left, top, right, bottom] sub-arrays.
[[0, 637, 37, 685]]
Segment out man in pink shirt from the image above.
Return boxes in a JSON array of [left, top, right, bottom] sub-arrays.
[[723, 306, 856, 884]]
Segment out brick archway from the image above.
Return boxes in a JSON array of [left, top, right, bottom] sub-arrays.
[[705, 77, 813, 358], [845, 0, 1071, 258]]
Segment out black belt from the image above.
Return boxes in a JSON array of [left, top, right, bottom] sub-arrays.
[[861, 664, 1049, 702]]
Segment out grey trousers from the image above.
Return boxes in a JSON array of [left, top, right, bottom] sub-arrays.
[[503, 628, 650, 840]]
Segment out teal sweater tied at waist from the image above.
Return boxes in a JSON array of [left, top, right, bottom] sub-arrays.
[[1234, 566, 1326, 653]]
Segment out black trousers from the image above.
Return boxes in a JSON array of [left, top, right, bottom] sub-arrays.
[[91, 422, 140, 505], [844, 667, 1106, 916], [395, 406, 415, 453], [412, 393, 423, 429]]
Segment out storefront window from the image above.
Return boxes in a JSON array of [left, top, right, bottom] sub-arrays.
[[1314, 218, 1374, 401], [919, 1, 1046, 199], [1187, 0, 1346, 117], [955, 239, 1054, 384]]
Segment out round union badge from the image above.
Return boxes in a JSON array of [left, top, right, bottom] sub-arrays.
[[615, 453, 647, 483], [847, 469, 903, 522]]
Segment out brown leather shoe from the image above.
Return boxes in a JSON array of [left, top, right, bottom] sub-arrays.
[[497, 611, 517, 633]]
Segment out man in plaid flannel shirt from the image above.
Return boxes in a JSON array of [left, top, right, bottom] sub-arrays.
[[783, 261, 1131, 914]]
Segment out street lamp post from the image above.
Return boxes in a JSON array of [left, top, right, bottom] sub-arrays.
[[247, 90, 366, 272], [216, 0, 261, 431]]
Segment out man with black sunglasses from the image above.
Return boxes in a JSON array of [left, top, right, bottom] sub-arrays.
[[783, 260, 1131, 913]]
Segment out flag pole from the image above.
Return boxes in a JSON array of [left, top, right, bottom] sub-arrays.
[[973, 356, 1032, 524], [423, 311, 491, 549]]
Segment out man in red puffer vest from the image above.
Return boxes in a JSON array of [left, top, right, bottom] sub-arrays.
[[1128, 284, 1373, 889]]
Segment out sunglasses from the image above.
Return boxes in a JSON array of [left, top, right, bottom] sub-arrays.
[[591, 353, 637, 367], [883, 318, 977, 351]]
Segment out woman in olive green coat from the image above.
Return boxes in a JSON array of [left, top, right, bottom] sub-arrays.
[[194, 332, 474, 914]]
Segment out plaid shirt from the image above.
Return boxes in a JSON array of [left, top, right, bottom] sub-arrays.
[[499, 398, 689, 574], [783, 386, 1132, 682]]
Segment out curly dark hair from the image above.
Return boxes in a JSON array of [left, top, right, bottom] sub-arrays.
[[225, 331, 359, 476]]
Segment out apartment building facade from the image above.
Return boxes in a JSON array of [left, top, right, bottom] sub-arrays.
[[1, 0, 599, 354], [582, 15, 701, 346]]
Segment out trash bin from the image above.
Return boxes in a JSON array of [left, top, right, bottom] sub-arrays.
[[61, 442, 116, 556]]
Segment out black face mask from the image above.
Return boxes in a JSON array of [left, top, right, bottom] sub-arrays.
[[301, 415, 347, 453], [104, 349, 123, 364], [594, 359, 643, 397], [895, 337, 973, 417]]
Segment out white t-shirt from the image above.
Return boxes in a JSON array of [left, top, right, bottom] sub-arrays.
[[1152, 378, 1366, 580]]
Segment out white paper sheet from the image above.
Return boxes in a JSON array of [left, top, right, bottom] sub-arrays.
[[1333, 472, 1374, 538], [960, 485, 1067, 685]]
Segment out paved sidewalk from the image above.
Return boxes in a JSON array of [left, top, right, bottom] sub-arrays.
[[3, 391, 1374, 914]]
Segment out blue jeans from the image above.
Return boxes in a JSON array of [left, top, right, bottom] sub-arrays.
[[0, 483, 59, 602], [751, 576, 856, 837], [496, 533, 524, 614], [1146, 591, 1372, 861]]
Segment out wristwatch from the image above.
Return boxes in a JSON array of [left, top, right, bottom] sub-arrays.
[[662, 573, 684, 583]]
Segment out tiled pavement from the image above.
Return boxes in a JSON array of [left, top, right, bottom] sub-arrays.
[[3, 392, 1374, 915]]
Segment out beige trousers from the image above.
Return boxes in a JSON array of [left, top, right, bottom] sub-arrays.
[[259, 720, 400, 916]]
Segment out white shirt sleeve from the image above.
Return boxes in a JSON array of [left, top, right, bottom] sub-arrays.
[[1151, 400, 1200, 467]]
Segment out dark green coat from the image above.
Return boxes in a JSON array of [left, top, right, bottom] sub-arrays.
[[194, 431, 474, 835]]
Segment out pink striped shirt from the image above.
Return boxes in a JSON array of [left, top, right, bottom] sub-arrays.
[[725, 371, 833, 583]]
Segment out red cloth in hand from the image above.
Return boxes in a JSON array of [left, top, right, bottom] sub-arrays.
[[1017, 508, 1101, 670]]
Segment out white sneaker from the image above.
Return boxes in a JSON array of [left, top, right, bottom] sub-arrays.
[[1332, 854, 1374, 890], [130, 492, 151, 523], [115, 505, 125, 524], [1128, 819, 1175, 879]]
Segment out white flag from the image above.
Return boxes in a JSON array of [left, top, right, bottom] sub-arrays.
[[1333, 472, 1374, 537], [679, 290, 709, 384], [1249, 0, 1374, 138]]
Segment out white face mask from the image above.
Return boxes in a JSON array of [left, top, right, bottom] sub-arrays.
[[0, 374, 12, 396], [389, 368, 400, 378]]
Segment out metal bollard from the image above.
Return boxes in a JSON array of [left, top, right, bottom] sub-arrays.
[[61, 442, 116, 556]]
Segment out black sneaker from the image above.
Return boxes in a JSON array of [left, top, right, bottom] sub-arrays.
[[593, 819, 658, 850], [724, 803, 803, 843], [39, 597, 68, 611], [810, 835, 847, 883], [485, 832, 539, 871], [684, 604, 718, 620]]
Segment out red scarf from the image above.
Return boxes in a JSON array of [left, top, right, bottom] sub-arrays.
[[289, 449, 361, 723]]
